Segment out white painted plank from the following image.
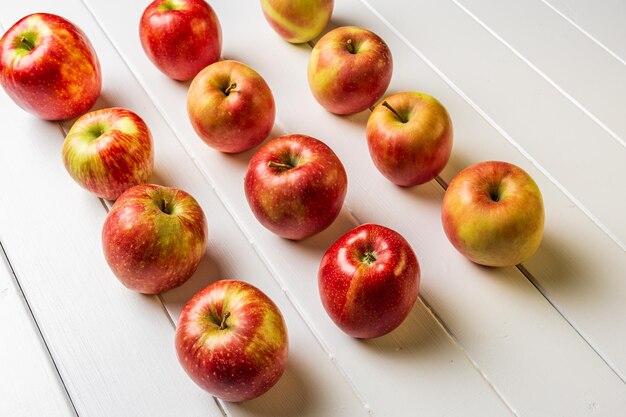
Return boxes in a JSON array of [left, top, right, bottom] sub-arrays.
[[82, 1, 626, 416], [364, 0, 626, 249], [543, 0, 626, 64], [0, 249, 75, 417], [79, 0, 521, 416]]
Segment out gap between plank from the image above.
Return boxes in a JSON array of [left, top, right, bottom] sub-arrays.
[[0, 241, 80, 417]]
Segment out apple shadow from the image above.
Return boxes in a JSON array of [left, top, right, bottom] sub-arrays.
[[227, 123, 287, 167], [295, 208, 359, 254], [390, 178, 447, 209], [309, 17, 356, 46], [226, 357, 314, 417]]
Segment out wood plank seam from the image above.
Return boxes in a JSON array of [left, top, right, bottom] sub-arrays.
[[357, 0, 626, 253], [0, 241, 80, 417]]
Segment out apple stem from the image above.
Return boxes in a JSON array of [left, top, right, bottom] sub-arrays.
[[382, 101, 407, 123], [219, 311, 230, 330], [362, 251, 377, 265], [20, 37, 35, 51], [346, 39, 355, 54], [224, 82, 237, 96], [268, 161, 293, 170]]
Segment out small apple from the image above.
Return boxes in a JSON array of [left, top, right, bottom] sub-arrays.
[[308, 26, 392, 115], [367, 92, 453, 186], [0, 13, 101, 120], [318, 224, 419, 338], [244, 134, 347, 240], [176, 279, 288, 401], [261, 0, 334, 43], [139, 0, 222, 81], [187, 60, 275, 153], [441, 161, 544, 267], [62, 107, 154, 200], [102, 184, 207, 294]]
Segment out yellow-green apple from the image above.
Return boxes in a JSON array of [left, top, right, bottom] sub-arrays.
[[244, 134, 347, 240], [187, 60, 275, 153], [102, 184, 207, 294], [176, 280, 288, 401], [318, 223, 419, 338], [367, 92, 453, 186], [0, 13, 101, 120], [260, 0, 333, 43], [140, 0, 222, 81], [62, 108, 154, 200], [308, 26, 392, 115], [441, 161, 544, 267]]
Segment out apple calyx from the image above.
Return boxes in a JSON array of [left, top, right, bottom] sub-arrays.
[[361, 250, 377, 265], [224, 82, 237, 96], [219, 311, 231, 330], [346, 39, 356, 54], [382, 101, 407, 123], [19, 36, 35, 51]]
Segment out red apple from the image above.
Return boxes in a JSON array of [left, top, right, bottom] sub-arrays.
[[244, 134, 347, 240], [187, 60, 275, 153], [441, 161, 544, 267], [367, 92, 453, 186], [176, 279, 288, 402], [102, 184, 207, 294], [62, 107, 154, 200], [139, 0, 222, 81], [318, 223, 420, 338], [308, 26, 392, 115], [261, 0, 334, 43], [0, 13, 101, 120]]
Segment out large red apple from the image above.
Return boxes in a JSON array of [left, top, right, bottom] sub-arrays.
[[187, 60, 275, 153], [261, 0, 334, 43], [318, 224, 419, 338], [176, 280, 288, 402], [244, 134, 347, 240], [0, 13, 101, 120], [441, 161, 544, 267], [367, 92, 453, 186], [308, 26, 392, 115], [62, 107, 154, 200], [139, 0, 222, 81], [102, 184, 207, 294]]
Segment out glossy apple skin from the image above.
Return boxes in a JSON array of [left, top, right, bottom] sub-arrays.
[[102, 184, 207, 294], [261, 0, 333, 43], [308, 26, 392, 115], [187, 60, 275, 153], [0, 13, 101, 120], [319, 224, 419, 338], [367, 92, 453, 186], [62, 108, 154, 200], [442, 161, 544, 267], [176, 280, 288, 402], [244, 134, 347, 240], [140, 0, 221, 81]]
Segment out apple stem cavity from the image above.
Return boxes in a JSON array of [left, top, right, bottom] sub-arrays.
[[224, 82, 237, 96], [20, 36, 35, 51], [268, 161, 294, 171], [382, 101, 407, 123], [489, 188, 501, 203], [219, 311, 231, 330], [346, 39, 355, 54], [361, 251, 377, 265]]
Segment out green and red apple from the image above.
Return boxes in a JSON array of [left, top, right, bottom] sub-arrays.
[[441, 161, 544, 267], [367, 92, 453, 186], [176, 280, 288, 401], [62, 107, 154, 200], [0, 13, 101, 120], [261, 0, 333, 43], [102, 184, 208, 294]]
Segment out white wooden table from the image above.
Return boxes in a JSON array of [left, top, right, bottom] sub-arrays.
[[1, 1, 625, 416]]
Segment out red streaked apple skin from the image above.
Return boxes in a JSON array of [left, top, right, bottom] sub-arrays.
[[244, 134, 348, 240], [441, 161, 544, 267], [367, 92, 453, 186], [187, 60, 275, 153], [139, 0, 222, 81], [0, 13, 101, 120], [261, 0, 333, 43], [62, 107, 154, 200], [308, 26, 392, 115], [318, 224, 420, 339], [176, 280, 288, 402], [102, 184, 207, 294]]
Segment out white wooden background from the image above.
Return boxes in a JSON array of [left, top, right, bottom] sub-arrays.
[[1, 1, 625, 416]]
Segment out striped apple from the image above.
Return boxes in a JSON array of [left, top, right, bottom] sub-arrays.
[[62, 107, 154, 200], [260, 0, 333, 43], [102, 184, 208, 294], [176, 280, 288, 401]]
